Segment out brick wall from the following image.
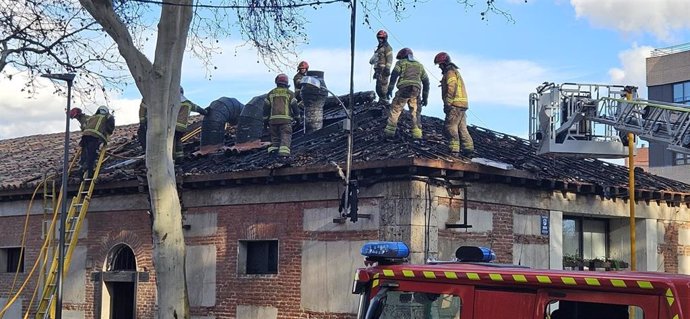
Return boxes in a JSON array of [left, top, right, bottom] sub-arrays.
[[193, 199, 373, 319], [437, 199, 549, 264]]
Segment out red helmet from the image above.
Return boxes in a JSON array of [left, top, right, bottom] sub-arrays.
[[275, 73, 290, 86], [376, 30, 388, 40], [434, 52, 451, 65], [69, 107, 82, 119], [297, 61, 309, 70], [396, 48, 413, 59]]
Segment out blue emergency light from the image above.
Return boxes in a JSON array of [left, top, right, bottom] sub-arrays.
[[455, 246, 496, 262], [361, 241, 410, 259]]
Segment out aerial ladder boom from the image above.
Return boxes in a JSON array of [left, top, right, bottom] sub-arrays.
[[529, 82, 690, 157]]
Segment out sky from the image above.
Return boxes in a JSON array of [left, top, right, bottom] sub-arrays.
[[2, 0, 690, 141]]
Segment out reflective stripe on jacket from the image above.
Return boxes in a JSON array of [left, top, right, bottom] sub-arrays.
[[375, 42, 393, 71], [442, 66, 468, 108], [264, 87, 297, 124], [392, 59, 429, 90], [176, 99, 204, 131], [83, 114, 115, 142]]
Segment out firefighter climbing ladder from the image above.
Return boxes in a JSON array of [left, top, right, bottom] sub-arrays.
[[34, 147, 107, 319], [529, 82, 690, 157]]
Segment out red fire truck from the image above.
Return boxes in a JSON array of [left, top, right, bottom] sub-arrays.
[[352, 242, 689, 319]]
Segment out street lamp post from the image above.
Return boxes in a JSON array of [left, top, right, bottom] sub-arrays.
[[41, 73, 76, 319]]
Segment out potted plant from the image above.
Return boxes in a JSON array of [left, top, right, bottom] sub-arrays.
[[607, 258, 629, 270], [588, 258, 611, 271], [563, 254, 584, 270]]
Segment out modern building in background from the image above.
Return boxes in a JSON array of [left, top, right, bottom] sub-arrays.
[[646, 43, 690, 183]]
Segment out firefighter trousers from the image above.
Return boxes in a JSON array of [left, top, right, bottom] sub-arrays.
[[444, 106, 474, 153], [375, 70, 390, 102], [80, 135, 102, 177], [137, 122, 147, 150], [268, 123, 292, 156], [385, 86, 422, 139], [174, 130, 185, 160]]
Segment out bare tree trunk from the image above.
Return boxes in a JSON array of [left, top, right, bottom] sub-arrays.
[[78, 0, 192, 318]]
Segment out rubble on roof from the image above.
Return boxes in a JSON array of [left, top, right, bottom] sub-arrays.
[[1, 91, 690, 199]]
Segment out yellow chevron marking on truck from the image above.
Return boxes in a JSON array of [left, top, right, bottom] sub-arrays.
[[585, 278, 600, 286], [512, 274, 527, 283], [637, 281, 654, 289], [666, 288, 675, 306], [610, 279, 626, 288], [444, 271, 458, 279], [467, 273, 480, 280], [489, 274, 503, 281], [536, 276, 552, 284], [423, 271, 436, 279], [561, 277, 576, 285], [382, 269, 395, 277], [402, 270, 415, 278]]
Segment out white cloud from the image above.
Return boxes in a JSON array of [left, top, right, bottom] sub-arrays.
[[607, 44, 653, 98], [571, 0, 690, 40], [0, 67, 140, 139], [184, 41, 554, 109], [1, 44, 557, 139]]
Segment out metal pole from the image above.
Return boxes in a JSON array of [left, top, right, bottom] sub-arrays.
[[40, 73, 75, 319], [628, 133, 636, 271], [343, 0, 356, 217], [625, 89, 636, 271], [55, 78, 73, 319]]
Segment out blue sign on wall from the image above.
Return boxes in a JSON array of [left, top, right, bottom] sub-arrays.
[[541, 215, 549, 235]]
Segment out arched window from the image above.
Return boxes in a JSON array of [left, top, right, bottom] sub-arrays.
[[108, 244, 136, 271]]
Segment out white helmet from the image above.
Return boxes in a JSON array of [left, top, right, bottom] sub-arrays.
[[97, 105, 109, 115]]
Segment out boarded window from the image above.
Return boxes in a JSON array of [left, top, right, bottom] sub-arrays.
[[239, 240, 278, 275]]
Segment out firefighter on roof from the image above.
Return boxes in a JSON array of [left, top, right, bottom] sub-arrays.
[[293, 61, 309, 101], [264, 74, 301, 157], [384, 47, 429, 139], [370, 30, 393, 104], [70, 106, 115, 178], [434, 52, 474, 157], [138, 88, 208, 159], [175, 87, 208, 160]]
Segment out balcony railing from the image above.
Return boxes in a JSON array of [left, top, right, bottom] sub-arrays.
[[651, 43, 690, 57]]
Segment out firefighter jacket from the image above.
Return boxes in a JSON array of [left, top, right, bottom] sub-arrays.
[[441, 64, 468, 109], [372, 42, 393, 74], [390, 59, 430, 100], [263, 87, 299, 125], [82, 113, 115, 142], [176, 99, 205, 132]]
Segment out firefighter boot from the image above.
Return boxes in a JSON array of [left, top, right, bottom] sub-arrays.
[[449, 139, 460, 156]]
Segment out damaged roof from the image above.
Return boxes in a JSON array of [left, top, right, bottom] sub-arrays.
[[2, 91, 690, 204]]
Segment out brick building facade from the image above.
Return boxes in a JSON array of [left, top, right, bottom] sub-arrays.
[[2, 102, 690, 318]]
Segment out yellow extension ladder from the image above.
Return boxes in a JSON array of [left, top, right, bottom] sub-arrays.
[[34, 146, 107, 319]]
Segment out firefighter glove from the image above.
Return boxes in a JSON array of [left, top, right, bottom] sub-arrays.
[[421, 97, 428, 107], [373, 69, 380, 80], [199, 107, 209, 116], [386, 87, 393, 100]]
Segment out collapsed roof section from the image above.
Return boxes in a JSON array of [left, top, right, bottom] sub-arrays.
[[1, 91, 689, 205]]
